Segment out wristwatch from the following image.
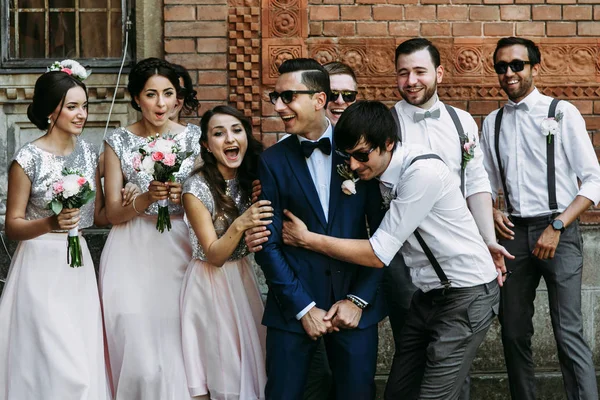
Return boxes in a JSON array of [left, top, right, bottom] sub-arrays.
[[551, 219, 565, 233]]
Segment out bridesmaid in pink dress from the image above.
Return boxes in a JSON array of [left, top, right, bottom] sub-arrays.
[[181, 106, 271, 399], [99, 58, 201, 400]]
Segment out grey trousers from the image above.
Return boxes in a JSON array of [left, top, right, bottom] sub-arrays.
[[383, 253, 471, 400], [384, 280, 499, 400], [499, 218, 598, 400]]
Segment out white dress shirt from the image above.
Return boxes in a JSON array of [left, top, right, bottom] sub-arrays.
[[480, 88, 600, 217], [295, 124, 332, 319], [393, 97, 491, 198], [369, 145, 498, 292]]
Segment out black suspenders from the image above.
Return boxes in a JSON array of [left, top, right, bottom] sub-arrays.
[[391, 104, 467, 196], [409, 154, 451, 290], [494, 98, 561, 214]]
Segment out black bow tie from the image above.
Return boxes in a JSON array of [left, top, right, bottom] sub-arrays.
[[301, 137, 332, 158]]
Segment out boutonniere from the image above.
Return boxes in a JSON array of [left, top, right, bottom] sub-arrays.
[[541, 111, 563, 144], [337, 164, 359, 195], [461, 135, 477, 170]]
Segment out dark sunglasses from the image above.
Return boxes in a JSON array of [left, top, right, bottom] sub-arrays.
[[329, 90, 358, 103], [493, 60, 532, 74], [269, 90, 318, 105], [335, 147, 375, 163]]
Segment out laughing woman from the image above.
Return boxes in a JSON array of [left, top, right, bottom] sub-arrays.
[[99, 58, 201, 400], [0, 64, 110, 399], [180, 106, 270, 399]]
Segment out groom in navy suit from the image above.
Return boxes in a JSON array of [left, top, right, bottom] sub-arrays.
[[255, 58, 386, 400]]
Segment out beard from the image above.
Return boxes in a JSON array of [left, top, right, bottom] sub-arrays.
[[501, 74, 534, 102], [399, 81, 438, 107]]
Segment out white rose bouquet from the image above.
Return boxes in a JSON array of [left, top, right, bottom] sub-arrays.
[[133, 133, 190, 233], [47, 168, 96, 268]]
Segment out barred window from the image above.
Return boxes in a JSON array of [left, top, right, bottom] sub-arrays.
[[2, 0, 134, 69]]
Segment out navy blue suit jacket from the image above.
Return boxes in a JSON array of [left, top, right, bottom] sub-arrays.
[[255, 134, 386, 334]]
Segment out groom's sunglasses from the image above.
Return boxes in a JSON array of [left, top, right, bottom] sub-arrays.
[[269, 90, 318, 105], [335, 147, 375, 163], [493, 60, 532, 74], [329, 90, 358, 103]]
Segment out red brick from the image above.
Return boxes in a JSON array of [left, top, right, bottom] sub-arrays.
[[452, 22, 482, 36], [310, 6, 340, 20], [165, 21, 227, 37], [437, 5, 469, 20], [196, 38, 228, 53], [195, 5, 228, 20], [197, 71, 227, 86], [515, 0, 544, 3], [164, 5, 196, 21], [594, 101, 600, 114], [546, 21, 576, 35], [546, 0, 576, 3], [452, 0, 482, 3], [468, 101, 501, 116], [198, 102, 227, 116], [516, 21, 545, 36], [595, 5, 600, 19], [166, 53, 226, 69], [341, 5, 372, 20], [405, 5, 436, 20], [356, 21, 388, 36], [323, 21, 356, 36], [261, 118, 285, 133], [386, 0, 417, 3], [309, 21, 323, 35], [309, 0, 323, 4], [579, 0, 600, 3], [584, 116, 600, 130], [484, 22, 514, 36], [323, 0, 355, 4], [373, 6, 404, 20], [196, 86, 228, 101], [563, 5, 592, 20], [421, 0, 446, 3], [421, 22, 451, 36], [483, 0, 513, 3], [356, 0, 386, 5], [261, 133, 279, 149], [165, 38, 196, 53], [470, 6, 499, 20], [389, 21, 420, 36], [500, 5, 531, 20], [571, 100, 594, 115], [579, 21, 600, 35], [532, 5, 561, 20]]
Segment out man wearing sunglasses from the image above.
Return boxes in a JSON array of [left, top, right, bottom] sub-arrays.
[[255, 58, 386, 400], [281, 100, 509, 400], [323, 62, 359, 127], [386, 38, 498, 398], [480, 37, 600, 400]]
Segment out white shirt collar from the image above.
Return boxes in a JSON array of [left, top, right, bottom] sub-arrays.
[[399, 94, 441, 119], [506, 87, 542, 112], [378, 145, 408, 188], [297, 119, 333, 144]]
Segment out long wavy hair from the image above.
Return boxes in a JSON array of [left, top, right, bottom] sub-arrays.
[[194, 106, 263, 224]]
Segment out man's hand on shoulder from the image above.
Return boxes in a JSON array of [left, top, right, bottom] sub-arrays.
[[301, 307, 332, 340], [324, 299, 363, 330]]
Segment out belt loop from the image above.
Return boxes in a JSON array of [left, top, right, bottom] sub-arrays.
[[484, 282, 490, 294]]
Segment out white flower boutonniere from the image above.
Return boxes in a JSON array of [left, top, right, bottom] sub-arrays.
[[461, 134, 476, 171], [337, 164, 358, 195], [541, 110, 563, 144]]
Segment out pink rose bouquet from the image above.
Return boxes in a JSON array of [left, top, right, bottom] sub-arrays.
[[47, 168, 96, 267], [133, 133, 189, 233]]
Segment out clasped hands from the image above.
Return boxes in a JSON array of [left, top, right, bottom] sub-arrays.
[[301, 301, 363, 341]]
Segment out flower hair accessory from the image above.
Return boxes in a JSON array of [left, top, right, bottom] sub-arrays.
[[47, 59, 92, 81], [337, 163, 359, 195], [541, 111, 563, 144]]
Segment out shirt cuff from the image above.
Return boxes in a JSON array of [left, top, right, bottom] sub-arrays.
[[369, 229, 401, 267], [295, 302, 316, 320]]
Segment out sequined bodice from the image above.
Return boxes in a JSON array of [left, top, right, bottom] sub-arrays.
[[104, 124, 202, 216], [12, 139, 98, 229], [183, 174, 250, 261]]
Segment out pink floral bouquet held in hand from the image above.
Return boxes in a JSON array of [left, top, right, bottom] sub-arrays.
[[133, 133, 190, 233], [47, 168, 96, 267]]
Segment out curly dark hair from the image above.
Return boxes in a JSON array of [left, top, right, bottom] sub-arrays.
[[27, 71, 88, 131], [171, 63, 199, 115], [193, 106, 263, 225], [127, 58, 181, 112]]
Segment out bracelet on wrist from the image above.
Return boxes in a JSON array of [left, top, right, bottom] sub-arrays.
[[132, 193, 141, 215], [346, 295, 367, 310]]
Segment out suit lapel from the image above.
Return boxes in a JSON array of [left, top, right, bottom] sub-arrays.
[[283, 137, 328, 230]]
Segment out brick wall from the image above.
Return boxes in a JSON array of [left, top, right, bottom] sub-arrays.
[[163, 0, 600, 220]]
